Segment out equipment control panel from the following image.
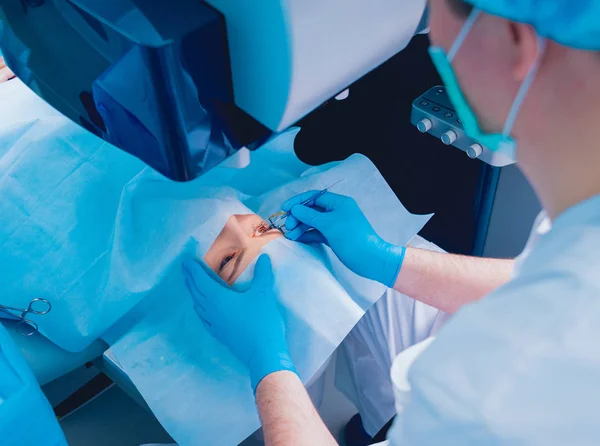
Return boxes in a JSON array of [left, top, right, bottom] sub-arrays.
[[411, 86, 514, 167]]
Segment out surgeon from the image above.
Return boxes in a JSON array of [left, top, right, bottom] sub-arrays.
[[184, 0, 600, 444]]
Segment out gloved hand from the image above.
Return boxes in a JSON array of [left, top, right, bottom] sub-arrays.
[[183, 255, 296, 392], [282, 192, 406, 288]]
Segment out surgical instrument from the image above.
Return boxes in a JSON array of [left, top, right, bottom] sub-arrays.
[[0, 298, 51, 336], [256, 180, 345, 234]]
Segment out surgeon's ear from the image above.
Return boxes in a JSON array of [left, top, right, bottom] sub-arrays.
[[509, 22, 541, 81]]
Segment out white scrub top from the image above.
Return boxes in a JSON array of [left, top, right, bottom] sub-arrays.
[[388, 193, 600, 446]]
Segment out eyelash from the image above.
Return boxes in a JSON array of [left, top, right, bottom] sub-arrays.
[[253, 223, 284, 238], [219, 222, 273, 273], [219, 252, 236, 271]]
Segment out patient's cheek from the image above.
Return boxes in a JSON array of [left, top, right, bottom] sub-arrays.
[[202, 253, 220, 277], [0, 67, 15, 84], [230, 262, 256, 290]]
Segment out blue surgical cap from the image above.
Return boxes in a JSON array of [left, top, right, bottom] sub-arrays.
[[465, 0, 600, 50]]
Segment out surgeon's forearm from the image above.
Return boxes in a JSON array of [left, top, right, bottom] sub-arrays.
[[256, 371, 338, 446], [394, 248, 514, 314]]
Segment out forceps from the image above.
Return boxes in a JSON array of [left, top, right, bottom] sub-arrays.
[[0, 298, 52, 336], [260, 179, 345, 232]]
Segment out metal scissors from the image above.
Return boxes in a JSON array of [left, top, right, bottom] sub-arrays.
[[260, 179, 345, 232], [0, 298, 52, 336]]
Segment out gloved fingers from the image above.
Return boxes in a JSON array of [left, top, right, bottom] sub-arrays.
[[288, 204, 328, 231], [185, 277, 218, 318], [283, 190, 344, 213], [296, 229, 328, 245], [184, 275, 203, 302], [187, 278, 208, 309], [182, 259, 228, 300], [282, 190, 321, 212], [251, 255, 275, 290], [310, 191, 345, 211], [287, 224, 328, 244], [193, 304, 212, 326], [284, 214, 301, 231], [285, 223, 311, 241], [194, 305, 219, 339]]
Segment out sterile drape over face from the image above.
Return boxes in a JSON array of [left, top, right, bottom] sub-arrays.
[[0, 80, 305, 351], [102, 151, 431, 445], [0, 82, 430, 352]]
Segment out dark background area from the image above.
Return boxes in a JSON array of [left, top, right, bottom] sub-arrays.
[[294, 35, 488, 255]]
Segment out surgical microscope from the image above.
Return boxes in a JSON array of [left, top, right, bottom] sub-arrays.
[[0, 0, 503, 180]]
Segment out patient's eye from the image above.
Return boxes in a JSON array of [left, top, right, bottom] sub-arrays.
[[252, 222, 270, 238], [252, 222, 283, 238], [219, 252, 236, 271]]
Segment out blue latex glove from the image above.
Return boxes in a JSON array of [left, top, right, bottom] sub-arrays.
[[0, 324, 68, 446], [282, 192, 406, 288], [183, 255, 297, 391]]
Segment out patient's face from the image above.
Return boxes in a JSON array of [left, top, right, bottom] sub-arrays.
[[204, 214, 282, 285], [0, 58, 15, 84]]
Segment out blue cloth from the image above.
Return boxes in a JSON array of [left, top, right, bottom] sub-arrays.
[[466, 0, 600, 50], [0, 323, 68, 446], [0, 81, 308, 354], [389, 193, 600, 445]]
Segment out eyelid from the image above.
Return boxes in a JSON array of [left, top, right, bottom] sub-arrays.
[[264, 227, 283, 236], [252, 222, 269, 237], [219, 250, 238, 272], [253, 224, 282, 238], [227, 248, 247, 282]]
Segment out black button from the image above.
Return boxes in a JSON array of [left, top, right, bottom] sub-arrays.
[[420, 100, 429, 107], [432, 107, 441, 112], [444, 112, 454, 118], [437, 88, 445, 94]]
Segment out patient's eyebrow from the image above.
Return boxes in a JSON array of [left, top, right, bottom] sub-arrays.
[[227, 248, 247, 282]]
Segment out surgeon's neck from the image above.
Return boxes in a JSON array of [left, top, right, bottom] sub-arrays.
[[517, 53, 600, 221], [525, 141, 600, 221]]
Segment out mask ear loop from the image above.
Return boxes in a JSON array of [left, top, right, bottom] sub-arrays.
[[447, 9, 481, 62], [502, 36, 547, 136]]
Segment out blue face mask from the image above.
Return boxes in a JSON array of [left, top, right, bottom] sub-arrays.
[[428, 9, 546, 161]]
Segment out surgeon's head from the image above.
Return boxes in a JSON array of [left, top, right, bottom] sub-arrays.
[[429, 0, 545, 153], [204, 214, 282, 286], [428, 0, 600, 217]]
